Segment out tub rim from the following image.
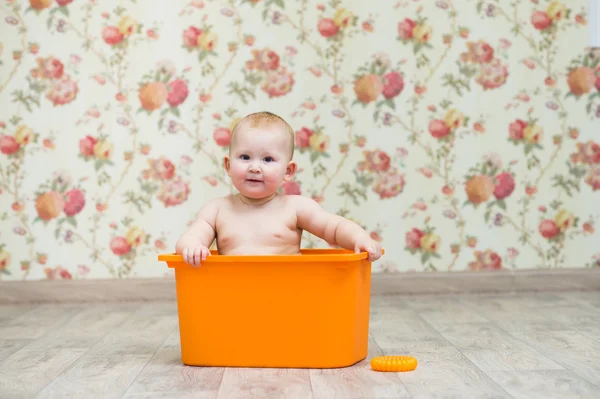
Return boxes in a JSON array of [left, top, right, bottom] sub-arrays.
[[158, 248, 384, 266]]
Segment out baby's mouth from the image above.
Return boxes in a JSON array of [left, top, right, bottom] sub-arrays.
[[246, 178, 263, 182]]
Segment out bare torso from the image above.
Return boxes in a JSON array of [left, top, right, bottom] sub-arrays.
[[214, 194, 303, 255]]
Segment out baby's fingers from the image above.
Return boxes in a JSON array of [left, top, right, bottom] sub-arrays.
[[184, 248, 194, 265], [192, 247, 202, 266], [201, 247, 209, 261]]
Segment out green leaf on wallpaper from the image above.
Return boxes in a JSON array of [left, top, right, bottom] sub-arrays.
[[383, 99, 395, 110], [421, 252, 431, 264], [310, 151, 320, 163], [496, 200, 506, 211], [524, 143, 534, 155], [66, 217, 77, 228], [484, 209, 491, 223], [198, 52, 208, 63], [373, 110, 380, 122], [57, 6, 69, 17], [170, 107, 180, 118], [476, 1, 484, 14], [1, 269, 10, 275]]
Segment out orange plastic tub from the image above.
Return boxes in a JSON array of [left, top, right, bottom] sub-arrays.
[[157, 248, 381, 369]]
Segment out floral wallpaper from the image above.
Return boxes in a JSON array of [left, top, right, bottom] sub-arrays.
[[0, 0, 599, 281]]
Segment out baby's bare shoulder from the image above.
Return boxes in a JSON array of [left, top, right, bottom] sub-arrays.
[[283, 194, 321, 213], [197, 195, 233, 216]]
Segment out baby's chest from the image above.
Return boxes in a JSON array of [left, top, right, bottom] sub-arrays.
[[216, 208, 299, 240]]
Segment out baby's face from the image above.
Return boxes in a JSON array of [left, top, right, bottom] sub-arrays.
[[225, 123, 295, 199]]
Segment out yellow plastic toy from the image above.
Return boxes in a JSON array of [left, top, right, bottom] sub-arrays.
[[370, 355, 418, 372], [158, 248, 384, 369]]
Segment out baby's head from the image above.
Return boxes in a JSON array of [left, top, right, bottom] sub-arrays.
[[224, 111, 297, 200]]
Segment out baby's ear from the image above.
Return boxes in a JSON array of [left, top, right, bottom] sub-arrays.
[[223, 155, 231, 176], [283, 160, 297, 181]]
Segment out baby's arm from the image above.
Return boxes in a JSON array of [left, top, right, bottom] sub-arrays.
[[175, 198, 220, 265], [294, 196, 382, 261]]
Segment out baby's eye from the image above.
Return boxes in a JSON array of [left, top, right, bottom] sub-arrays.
[[263, 156, 274, 162], [240, 154, 250, 160]]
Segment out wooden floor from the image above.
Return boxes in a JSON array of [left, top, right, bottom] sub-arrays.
[[1, 292, 599, 398]]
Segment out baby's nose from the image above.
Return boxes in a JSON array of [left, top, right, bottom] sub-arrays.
[[248, 163, 260, 172]]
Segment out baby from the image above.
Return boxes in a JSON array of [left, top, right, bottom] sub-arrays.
[[175, 111, 383, 265]]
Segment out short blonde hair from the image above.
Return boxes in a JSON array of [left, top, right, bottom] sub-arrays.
[[230, 111, 295, 158]]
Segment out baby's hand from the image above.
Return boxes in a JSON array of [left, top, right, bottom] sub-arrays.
[[182, 245, 210, 266], [354, 236, 383, 262]]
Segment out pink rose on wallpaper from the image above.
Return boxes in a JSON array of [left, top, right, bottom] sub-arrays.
[[158, 177, 190, 207], [429, 119, 450, 139], [372, 169, 405, 199], [570, 141, 600, 164], [261, 67, 294, 97], [246, 48, 280, 71], [36, 57, 64, 80], [213, 127, 231, 146], [282, 180, 301, 195], [476, 59, 509, 90], [0, 135, 19, 155], [405, 228, 424, 249], [44, 266, 72, 280], [354, 74, 383, 103], [398, 18, 416, 39], [567, 67, 595, 96], [468, 249, 502, 271], [139, 82, 168, 111], [147, 158, 176, 180], [183, 26, 202, 48], [359, 150, 391, 172], [166, 79, 189, 107], [493, 172, 515, 200], [110, 236, 131, 256], [509, 119, 526, 140], [56, 0, 74, 6], [586, 166, 600, 191], [102, 26, 124, 45], [382, 71, 404, 99], [35, 191, 65, 221], [79, 136, 97, 157], [461, 41, 495, 64], [0, 250, 11, 271], [64, 189, 85, 216], [318, 18, 338, 37], [46, 75, 78, 106], [539, 219, 559, 239], [531, 11, 552, 30], [295, 127, 313, 148]]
